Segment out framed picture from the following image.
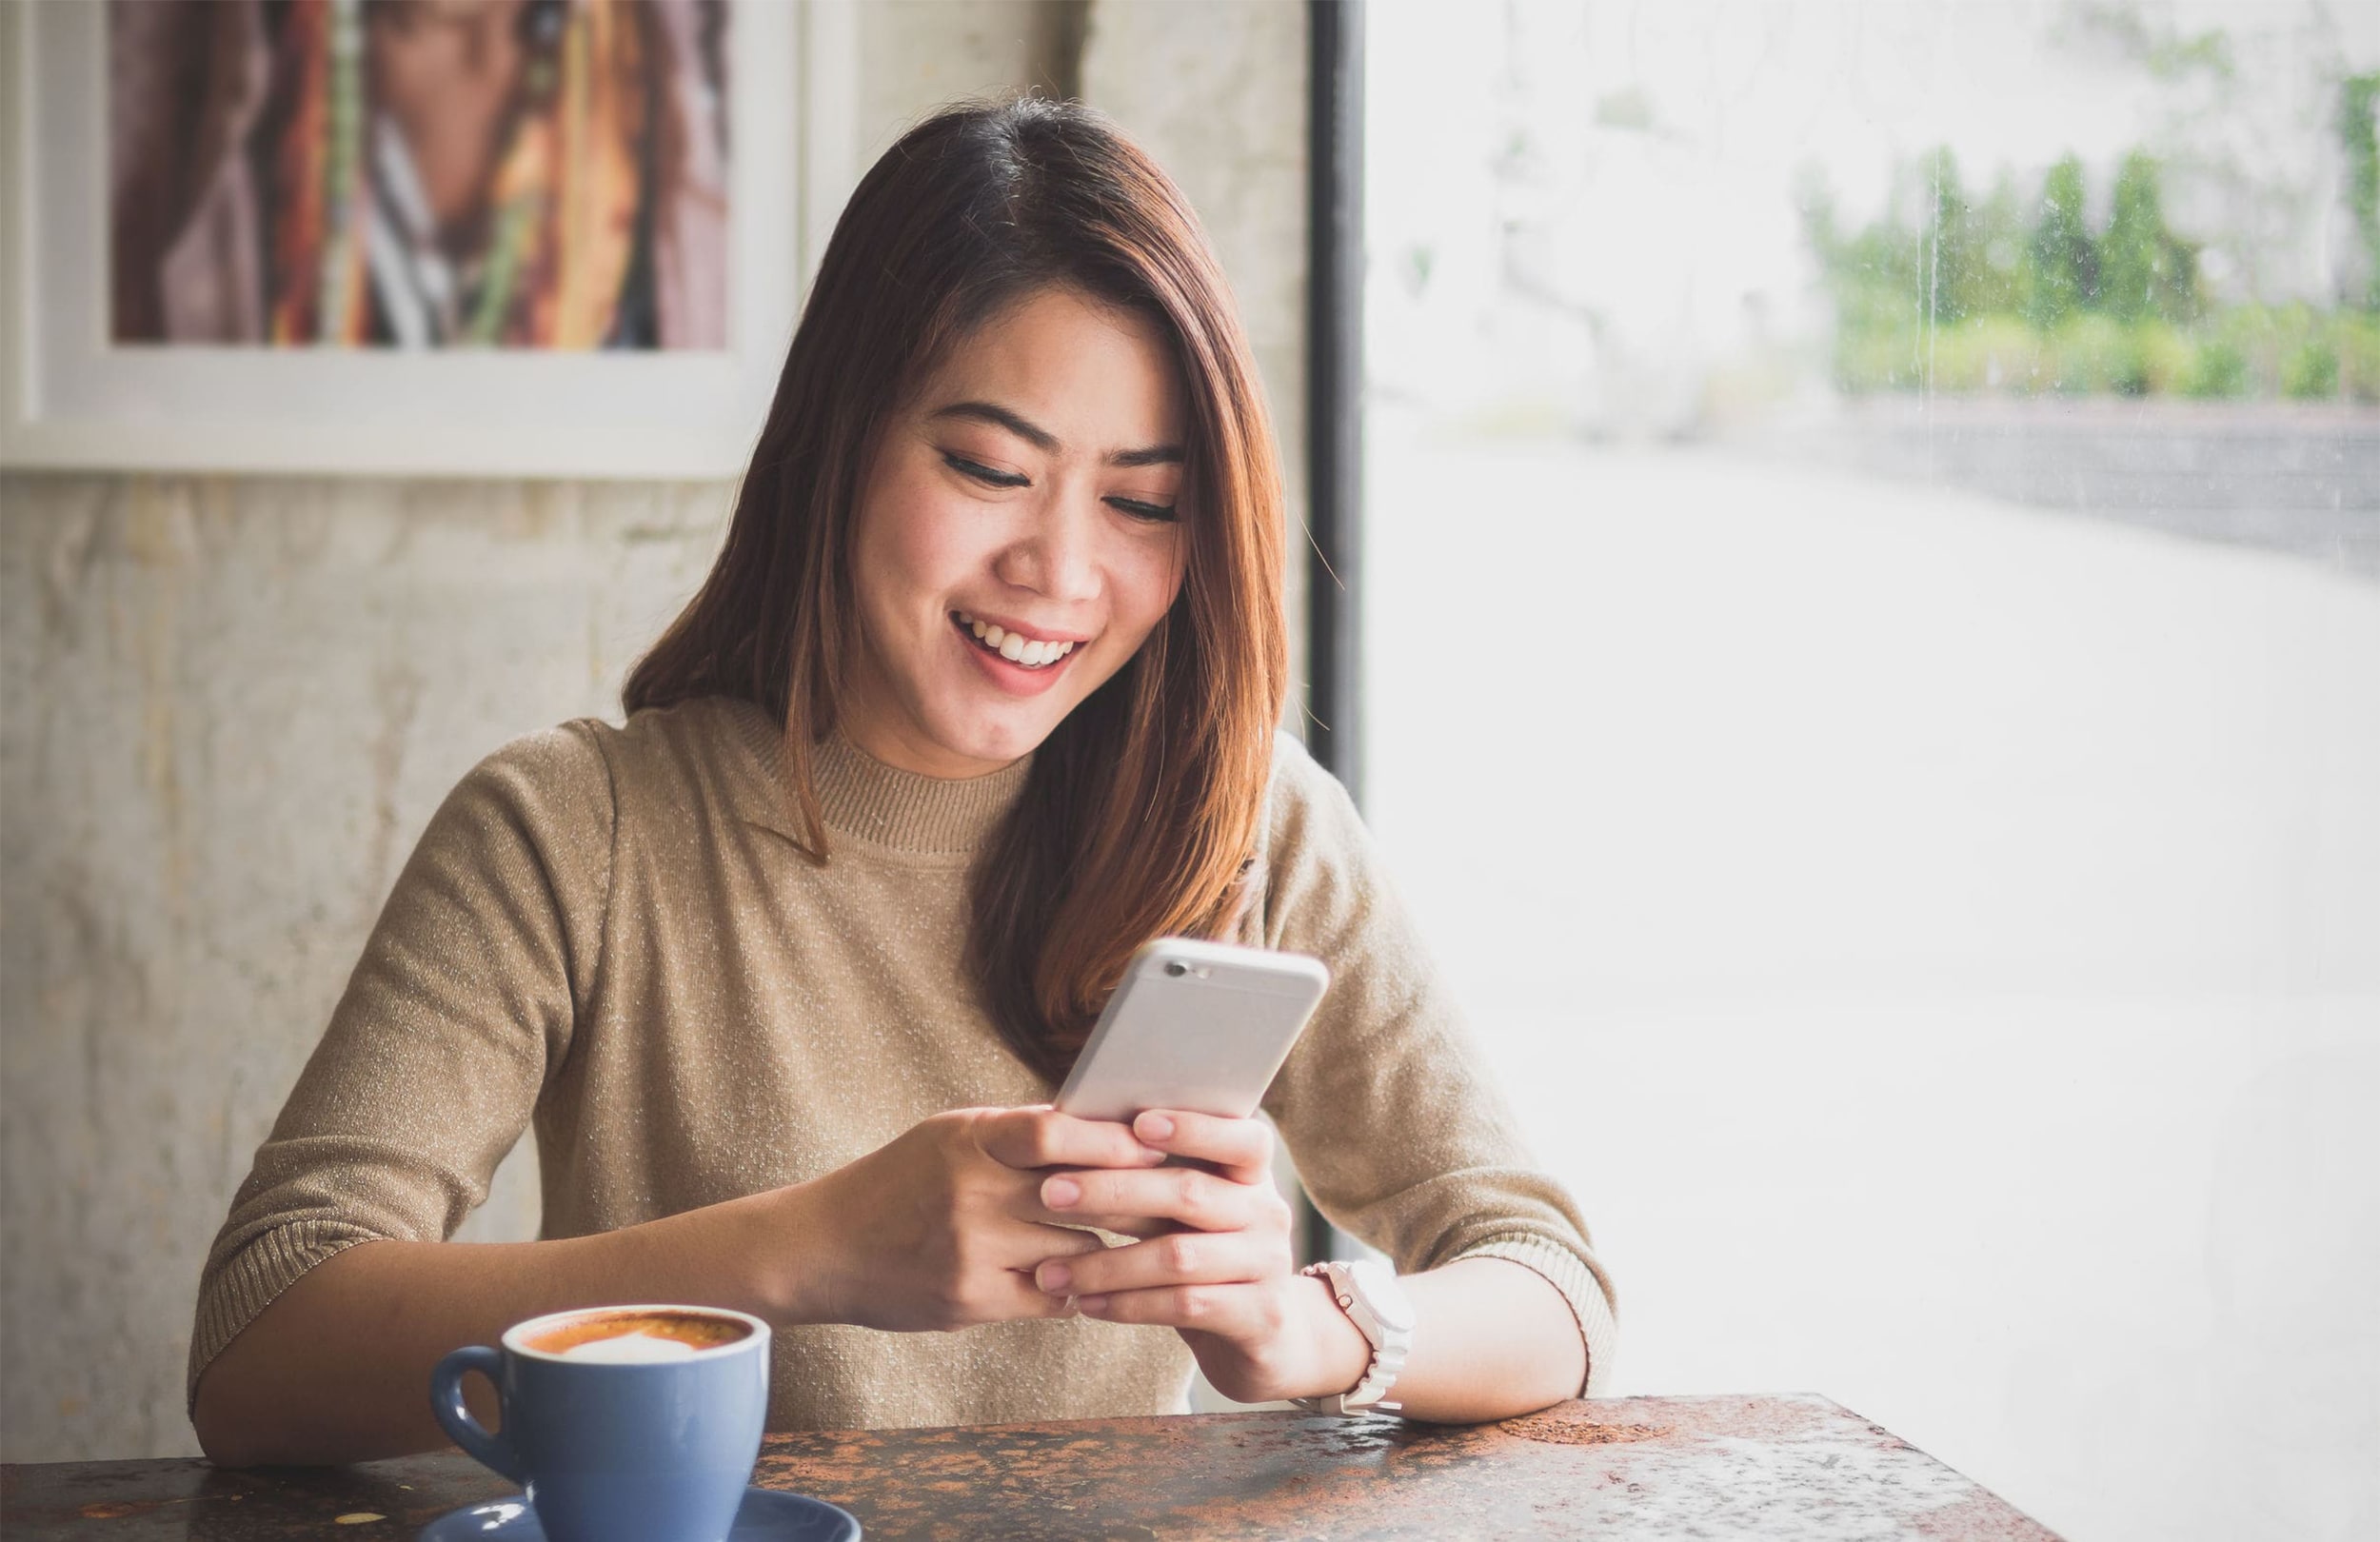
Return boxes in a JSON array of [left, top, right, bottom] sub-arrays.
[[0, 0, 857, 479]]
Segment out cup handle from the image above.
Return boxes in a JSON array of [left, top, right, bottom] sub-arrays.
[[430, 1345, 526, 1483]]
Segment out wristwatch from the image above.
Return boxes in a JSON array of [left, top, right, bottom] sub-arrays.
[[1292, 1258, 1415, 1414]]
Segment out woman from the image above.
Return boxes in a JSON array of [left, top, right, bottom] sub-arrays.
[[188, 98, 1616, 1466]]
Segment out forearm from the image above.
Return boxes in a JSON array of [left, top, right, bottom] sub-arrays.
[[192, 1186, 828, 1467], [1300, 1255, 1586, 1425]]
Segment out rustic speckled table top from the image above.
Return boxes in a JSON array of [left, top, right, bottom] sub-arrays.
[[2, 1394, 2061, 1540]]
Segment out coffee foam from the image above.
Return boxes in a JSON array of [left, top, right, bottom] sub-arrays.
[[520, 1310, 752, 1360], [559, 1330, 703, 1364]]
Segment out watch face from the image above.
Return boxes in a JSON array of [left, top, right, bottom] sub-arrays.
[[1346, 1258, 1418, 1334]]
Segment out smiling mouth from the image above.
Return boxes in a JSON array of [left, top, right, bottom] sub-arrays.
[[952, 611, 1083, 670]]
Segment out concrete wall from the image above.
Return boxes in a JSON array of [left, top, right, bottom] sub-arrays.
[[0, 0, 1309, 1462]]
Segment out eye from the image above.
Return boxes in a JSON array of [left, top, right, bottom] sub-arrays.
[[942, 452, 1029, 489], [1106, 497, 1180, 524]]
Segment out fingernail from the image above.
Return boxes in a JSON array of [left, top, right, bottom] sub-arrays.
[[1137, 1112, 1175, 1142], [1038, 1262, 1071, 1293], [1079, 1295, 1109, 1315], [1043, 1176, 1081, 1208]]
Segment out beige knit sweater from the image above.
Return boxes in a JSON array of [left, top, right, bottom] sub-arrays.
[[189, 696, 1617, 1429]]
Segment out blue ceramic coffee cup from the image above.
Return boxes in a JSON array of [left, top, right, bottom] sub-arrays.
[[431, 1304, 770, 1542]]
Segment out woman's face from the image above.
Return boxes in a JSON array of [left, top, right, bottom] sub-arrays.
[[841, 287, 1191, 779]]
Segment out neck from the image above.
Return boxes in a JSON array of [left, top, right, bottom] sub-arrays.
[[838, 709, 1019, 781], [837, 650, 1032, 780]]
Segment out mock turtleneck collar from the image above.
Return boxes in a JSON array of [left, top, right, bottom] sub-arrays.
[[722, 697, 1031, 859]]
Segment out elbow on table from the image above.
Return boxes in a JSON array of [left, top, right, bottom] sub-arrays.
[[188, 1326, 350, 1469], [190, 1362, 273, 1469]]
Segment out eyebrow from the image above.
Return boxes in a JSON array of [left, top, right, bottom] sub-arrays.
[[928, 400, 1185, 468]]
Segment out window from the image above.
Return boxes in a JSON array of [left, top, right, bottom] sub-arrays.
[[1362, 6, 2380, 1539]]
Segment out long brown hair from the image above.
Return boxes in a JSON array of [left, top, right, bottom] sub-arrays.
[[624, 98, 1288, 1082]]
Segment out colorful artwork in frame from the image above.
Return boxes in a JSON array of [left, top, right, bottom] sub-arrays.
[[2, 0, 856, 477]]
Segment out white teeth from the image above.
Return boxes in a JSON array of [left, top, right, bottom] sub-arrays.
[[958, 613, 1081, 667]]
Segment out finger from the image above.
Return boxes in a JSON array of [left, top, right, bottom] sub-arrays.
[[1040, 1165, 1262, 1234], [1132, 1110, 1274, 1185], [982, 1265, 1090, 1322], [989, 1220, 1111, 1273], [1028, 1211, 1179, 1241], [1032, 1230, 1274, 1298], [1075, 1282, 1275, 1336], [976, 1107, 1166, 1173]]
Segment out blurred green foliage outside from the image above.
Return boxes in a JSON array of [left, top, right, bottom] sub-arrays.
[[1804, 76, 2380, 403]]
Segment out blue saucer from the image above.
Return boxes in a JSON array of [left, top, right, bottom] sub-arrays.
[[418, 1485, 861, 1541]]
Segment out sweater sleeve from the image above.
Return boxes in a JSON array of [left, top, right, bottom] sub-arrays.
[[1251, 733, 1618, 1395], [186, 722, 616, 1410]]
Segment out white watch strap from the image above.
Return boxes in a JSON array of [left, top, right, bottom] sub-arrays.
[[1294, 1260, 1413, 1414]]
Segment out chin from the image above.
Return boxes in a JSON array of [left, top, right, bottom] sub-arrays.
[[935, 704, 1065, 768]]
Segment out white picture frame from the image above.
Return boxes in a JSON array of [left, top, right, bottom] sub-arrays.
[[0, 0, 859, 480]]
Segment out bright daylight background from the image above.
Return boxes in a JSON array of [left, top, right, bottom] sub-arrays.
[[1361, 4, 2380, 1541]]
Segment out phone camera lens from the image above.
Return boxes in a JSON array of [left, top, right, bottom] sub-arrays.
[[1163, 960, 1190, 978]]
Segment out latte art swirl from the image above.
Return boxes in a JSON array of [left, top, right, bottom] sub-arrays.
[[521, 1309, 751, 1360], [561, 1330, 703, 1363]]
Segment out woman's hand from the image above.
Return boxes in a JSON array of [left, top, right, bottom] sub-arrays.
[[795, 1106, 1164, 1333], [1028, 1110, 1372, 1405]]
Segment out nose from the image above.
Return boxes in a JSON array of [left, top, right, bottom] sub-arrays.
[[996, 486, 1101, 603]]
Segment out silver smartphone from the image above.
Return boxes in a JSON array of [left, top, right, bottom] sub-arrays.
[[1053, 938, 1332, 1123]]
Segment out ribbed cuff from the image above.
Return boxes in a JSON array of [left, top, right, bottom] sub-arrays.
[[186, 1219, 386, 1414], [1446, 1233, 1618, 1396]]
